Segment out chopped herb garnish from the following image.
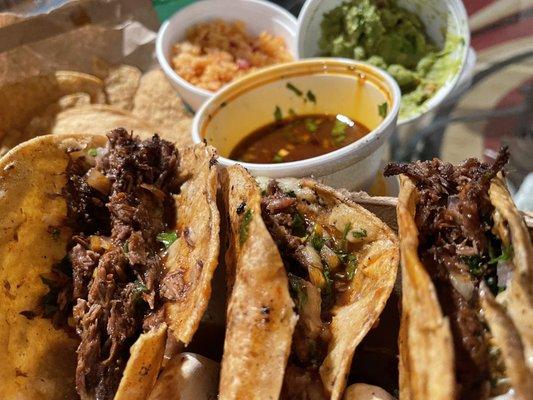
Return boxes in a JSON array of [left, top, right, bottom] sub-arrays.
[[311, 234, 326, 251], [48, 226, 61, 239], [306, 90, 317, 103], [489, 245, 513, 265], [340, 222, 352, 249], [272, 153, 284, 163], [331, 119, 348, 145], [123, 241, 129, 253], [286, 82, 303, 96], [352, 228, 367, 238], [292, 213, 307, 237], [132, 279, 149, 307], [157, 231, 178, 249], [274, 106, 283, 122], [305, 118, 318, 132], [288, 108, 297, 117], [378, 102, 388, 118], [461, 255, 485, 277], [239, 209, 253, 245], [87, 148, 98, 157], [286, 190, 297, 198], [288, 273, 307, 311], [346, 254, 358, 280], [321, 264, 335, 310]]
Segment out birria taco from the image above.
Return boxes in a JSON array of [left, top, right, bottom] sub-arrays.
[[219, 165, 399, 400], [385, 148, 533, 400], [0, 129, 219, 399]]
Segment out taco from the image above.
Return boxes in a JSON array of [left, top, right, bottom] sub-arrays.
[[219, 165, 399, 400], [0, 128, 219, 399], [384, 148, 533, 400]]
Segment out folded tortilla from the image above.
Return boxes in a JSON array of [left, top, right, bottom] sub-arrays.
[[389, 154, 533, 400], [219, 165, 399, 400], [0, 130, 219, 399]]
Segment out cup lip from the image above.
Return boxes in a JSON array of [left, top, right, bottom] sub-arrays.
[[156, 0, 299, 102], [295, 0, 470, 126], [192, 58, 401, 173]]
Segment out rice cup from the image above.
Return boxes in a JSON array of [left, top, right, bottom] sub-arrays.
[[192, 58, 401, 190], [156, 0, 298, 111]]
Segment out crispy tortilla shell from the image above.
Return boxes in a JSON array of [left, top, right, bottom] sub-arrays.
[[219, 165, 298, 400], [220, 171, 398, 400], [163, 145, 220, 345], [397, 175, 533, 399], [0, 134, 105, 399], [0, 134, 219, 399]]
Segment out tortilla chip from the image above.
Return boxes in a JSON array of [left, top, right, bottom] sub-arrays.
[[0, 134, 106, 400], [0, 13, 23, 28], [219, 166, 297, 400], [49, 104, 192, 148], [396, 176, 455, 400], [133, 69, 189, 120], [0, 71, 104, 148], [104, 65, 142, 110], [115, 324, 167, 400], [163, 144, 220, 345], [132, 69, 192, 142]]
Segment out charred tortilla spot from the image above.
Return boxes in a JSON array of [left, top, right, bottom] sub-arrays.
[[183, 227, 195, 248], [15, 368, 28, 377], [19, 310, 37, 320], [236, 202, 246, 215]]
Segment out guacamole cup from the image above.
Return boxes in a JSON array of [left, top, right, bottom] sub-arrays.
[[297, 0, 470, 126], [192, 58, 401, 190]]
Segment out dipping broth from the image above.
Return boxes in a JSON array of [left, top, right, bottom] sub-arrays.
[[229, 114, 371, 164]]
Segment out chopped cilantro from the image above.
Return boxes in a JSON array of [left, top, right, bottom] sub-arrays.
[[132, 279, 149, 307], [352, 228, 367, 238], [123, 240, 129, 253], [286, 82, 303, 96], [288, 108, 297, 117], [346, 255, 358, 280], [272, 153, 284, 163], [311, 234, 326, 251], [288, 274, 307, 310], [461, 255, 485, 277], [331, 119, 348, 145], [292, 213, 307, 237], [87, 148, 98, 157], [378, 102, 388, 118], [305, 118, 318, 132], [239, 209, 253, 245], [157, 231, 178, 249], [489, 245, 513, 265], [286, 190, 297, 198], [306, 90, 317, 103], [340, 222, 352, 250], [321, 265, 335, 310], [274, 106, 283, 121]]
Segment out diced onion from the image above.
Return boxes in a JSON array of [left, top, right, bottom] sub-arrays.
[[301, 244, 325, 288], [320, 245, 340, 271], [86, 168, 111, 194], [450, 271, 475, 301]]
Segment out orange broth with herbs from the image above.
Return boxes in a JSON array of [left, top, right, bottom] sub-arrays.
[[229, 113, 371, 164]]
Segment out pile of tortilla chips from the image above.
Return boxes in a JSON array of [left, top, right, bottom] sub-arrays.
[[0, 65, 194, 155]]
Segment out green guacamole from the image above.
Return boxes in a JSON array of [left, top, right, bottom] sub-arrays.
[[320, 0, 462, 120]]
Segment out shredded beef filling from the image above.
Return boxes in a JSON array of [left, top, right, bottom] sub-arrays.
[[261, 182, 362, 399], [384, 148, 510, 400], [41, 128, 178, 400]]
